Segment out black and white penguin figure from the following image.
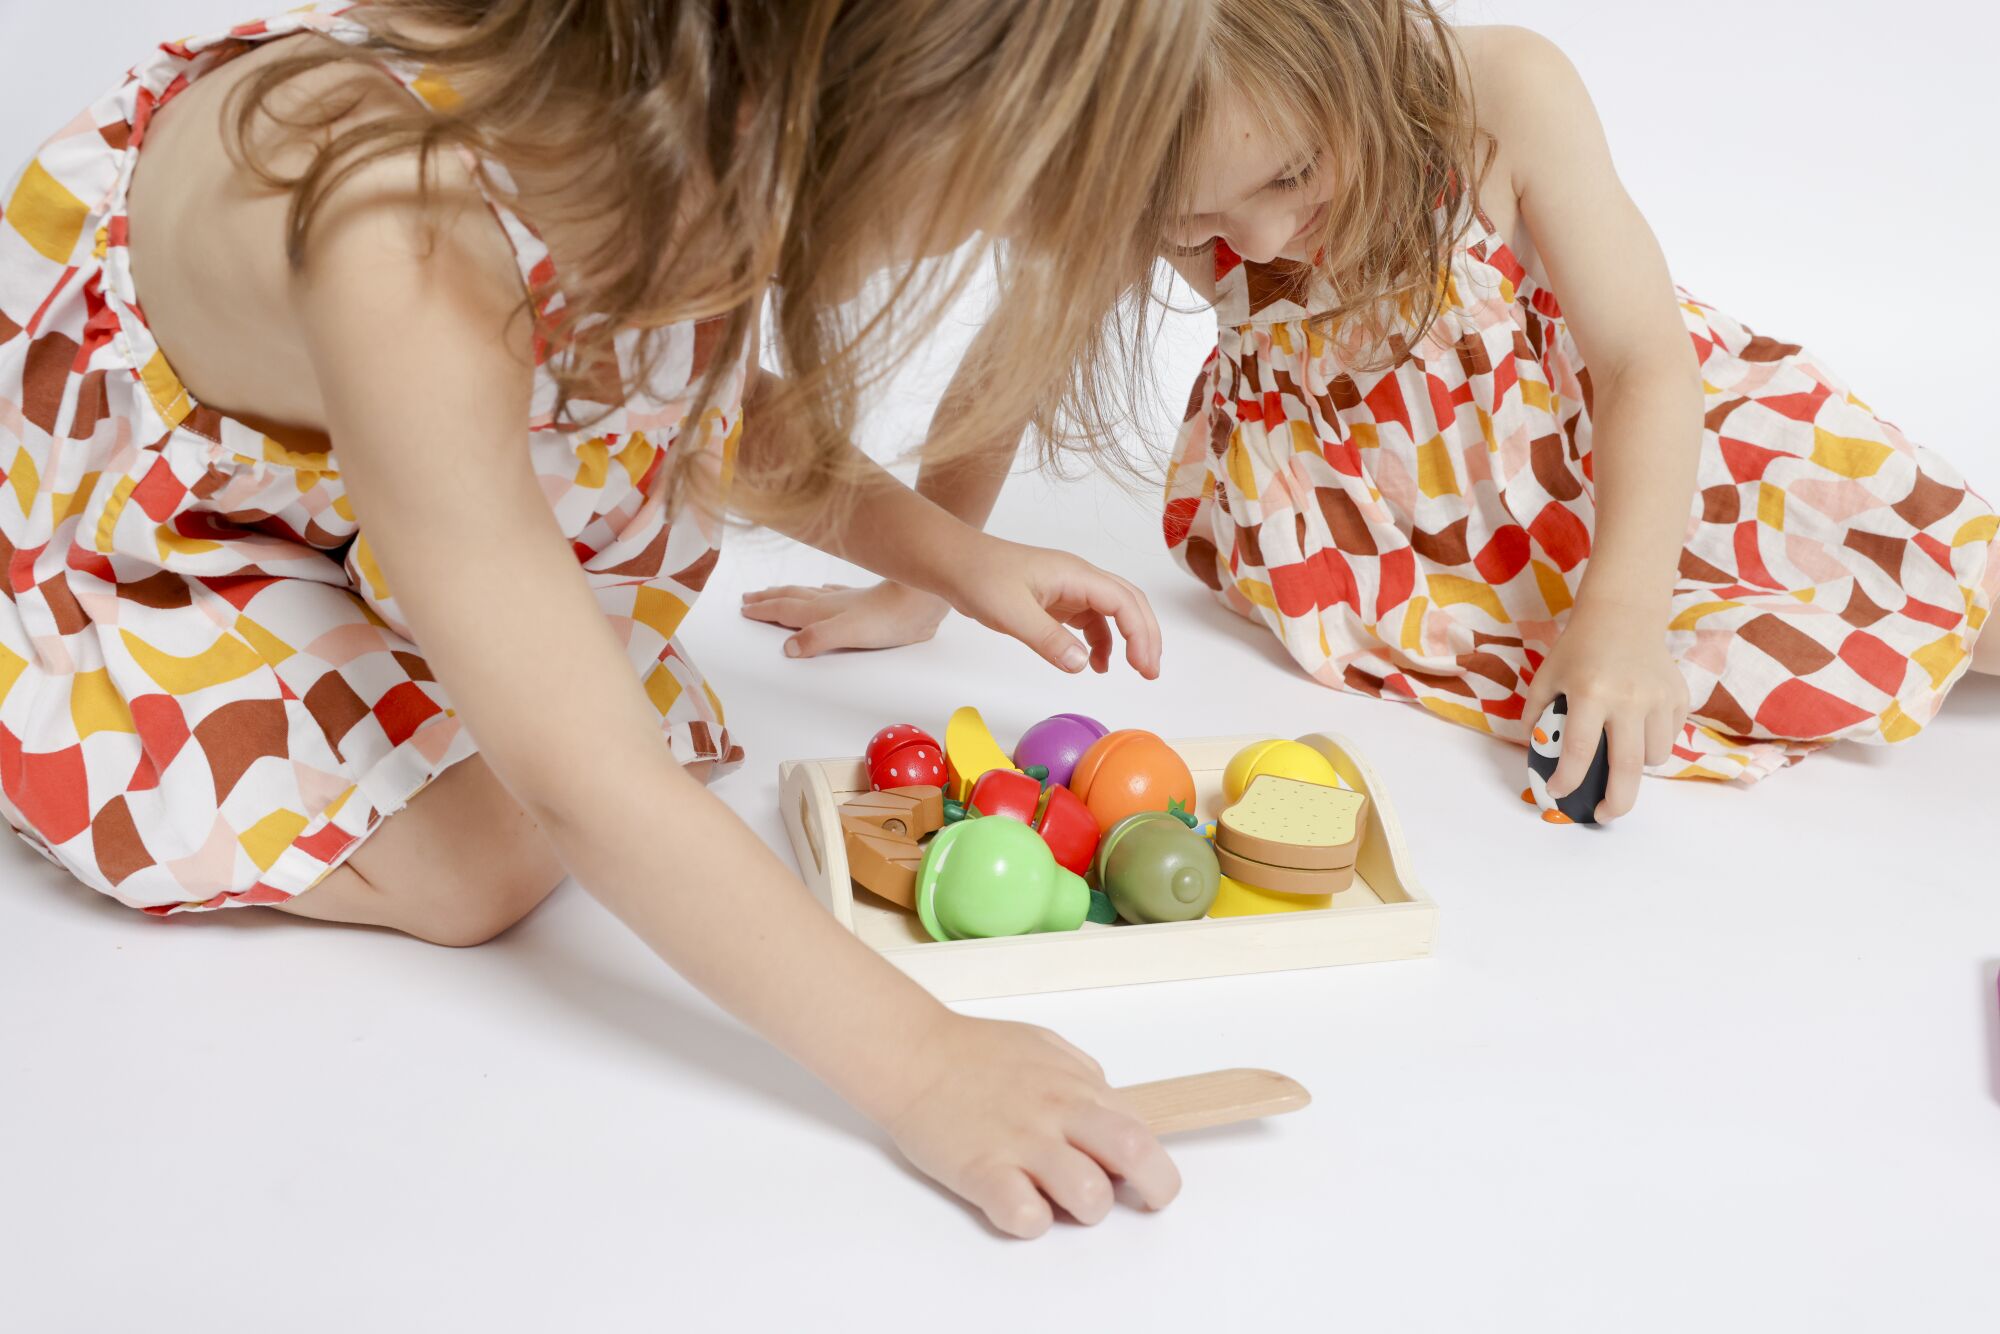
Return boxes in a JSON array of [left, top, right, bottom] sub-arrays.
[[1523, 694, 1610, 825]]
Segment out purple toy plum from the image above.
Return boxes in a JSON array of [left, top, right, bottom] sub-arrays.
[[1013, 713, 1109, 790]]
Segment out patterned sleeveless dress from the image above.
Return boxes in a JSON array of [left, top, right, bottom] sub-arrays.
[[1165, 216, 2000, 783], [0, 5, 744, 913]]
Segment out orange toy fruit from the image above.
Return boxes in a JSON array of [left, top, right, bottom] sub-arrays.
[[1068, 730, 1197, 835]]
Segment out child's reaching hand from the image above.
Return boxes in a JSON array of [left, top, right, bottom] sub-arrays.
[[745, 538, 1162, 678], [884, 1013, 1180, 1238], [1520, 599, 1691, 822], [742, 581, 951, 657]]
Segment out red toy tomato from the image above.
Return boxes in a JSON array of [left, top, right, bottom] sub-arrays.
[[866, 724, 945, 792], [966, 769, 1042, 824], [1033, 785, 1100, 877], [1069, 729, 1197, 835]]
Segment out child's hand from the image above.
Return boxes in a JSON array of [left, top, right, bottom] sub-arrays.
[[944, 537, 1163, 678], [741, 580, 950, 658], [1521, 599, 1690, 821], [884, 1014, 1180, 1238]]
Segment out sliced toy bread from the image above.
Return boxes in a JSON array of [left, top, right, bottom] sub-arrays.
[[1215, 775, 1367, 871]]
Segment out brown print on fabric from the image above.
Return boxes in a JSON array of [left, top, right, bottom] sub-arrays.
[[180, 405, 226, 443], [0, 306, 22, 348], [1739, 614, 1837, 675], [1326, 374, 1364, 413], [97, 120, 131, 151], [1844, 530, 1906, 582], [88, 795, 155, 886], [1454, 330, 1492, 381], [687, 720, 715, 758], [1456, 650, 1518, 690], [1521, 313, 1546, 362], [1704, 397, 1749, 434], [1410, 516, 1472, 567], [1473, 631, 1524, 649], [1890, 469, 1964, 531], [192, 697, 290, 804], [1840, 583, 1891, 628], [391, 651, 436, 684], [190, 466, 234, 501], [1342, 665, 1386, 698], [1530, 433, 1584, 502], [1209, 405, 1232, 458], [1403, 668, 1477, 698], [670, 547, 720, 592], [1317, 487, 1378, 556], [688, 317, 725, 384], [1184, 535, 1223, 591], [303, 673, 370, 760], [1679, 548, 1735, 585], [21, 330, 81, 435], [1700, 485, 1741, 525], [1244, 259, 1313, 317], [1738, 334, 1802, 364], [600, 524, 670, 580], [68, 371, 111, 440], [121, 571, 194, 610], [1183, 374, 1207, 423], [1234, 520, 1268, 569], [1575, 366, 1595, 417], [1695, 682, 1756, 738], [36, 575, 90, 634]]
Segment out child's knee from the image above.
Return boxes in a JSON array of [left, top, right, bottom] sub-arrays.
[[396, 863, 562, 947]]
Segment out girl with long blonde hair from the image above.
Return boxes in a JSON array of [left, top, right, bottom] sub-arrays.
[[757, 0, 2000, 822], [0, 0, 1209, 1235]]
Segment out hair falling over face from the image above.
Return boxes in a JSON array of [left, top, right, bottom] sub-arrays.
[[224, 0, 1213, 536], [1169, 0, 1489, 367]]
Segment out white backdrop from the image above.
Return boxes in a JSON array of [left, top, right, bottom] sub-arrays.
[[2, 3, 1996, 1331]]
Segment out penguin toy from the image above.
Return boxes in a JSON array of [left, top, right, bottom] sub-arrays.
[[1523, 694, 1611, 825]]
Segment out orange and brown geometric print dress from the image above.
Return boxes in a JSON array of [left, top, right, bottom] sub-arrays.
[[0, 6, 743, 913], [1165, 213, 2000, 783]]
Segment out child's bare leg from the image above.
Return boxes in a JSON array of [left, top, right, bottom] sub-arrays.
[[1975, 626, 2000, 676], [277, 757, 564, 946]]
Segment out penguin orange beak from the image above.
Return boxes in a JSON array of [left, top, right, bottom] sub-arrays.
[[1532, 728, 1548, 745]]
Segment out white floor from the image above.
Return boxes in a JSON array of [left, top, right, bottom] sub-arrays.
[[3, 3, 1996, 1330]]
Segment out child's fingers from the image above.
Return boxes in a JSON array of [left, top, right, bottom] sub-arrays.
[[1023, 1144, 1117, 1227], [1078, 575, 1161, 679], [965, 1163, 1054, 1239], [1111, 573, 1163, 676], [1069, 1103, 1181, 1211], [1069, 610, 1114, 674], [1644, 707, 1678, 769], [1547, 696, 1605, 798], [1019, 607, 1092, 673], [1597, 711, 1645, 821], [785, 615, 858, 658], [740, 596, 814, 628]]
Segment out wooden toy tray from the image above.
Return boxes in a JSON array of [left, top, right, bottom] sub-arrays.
[[778, 733, 1436, 1001]]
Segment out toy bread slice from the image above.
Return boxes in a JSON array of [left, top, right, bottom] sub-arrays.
[[839, 787, 945, 910], [1213, 842, 1355, 895], [1215, 775, 1367, 871]]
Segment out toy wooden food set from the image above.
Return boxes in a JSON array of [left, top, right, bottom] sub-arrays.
[[780, 707, 1435, 1001]]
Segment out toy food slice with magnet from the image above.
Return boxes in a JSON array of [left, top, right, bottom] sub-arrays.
[[839, 786, 945, 910], [915, 816, 1090, 942], [1093, 809, 1219, 924], [1221, 738, 1344, 805], [865, 724, 945, 792], [1207, 875, 1335, 918], [1215, 775, 1368, 871], [1069, 729, 1197, 836], [943, 706, 1018, 802]]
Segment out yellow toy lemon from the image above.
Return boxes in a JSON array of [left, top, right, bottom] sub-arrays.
[[1207, 874, 1335, 918], [1222, 738, 1341, 805]]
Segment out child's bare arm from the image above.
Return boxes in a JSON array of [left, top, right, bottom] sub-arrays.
[[1477, 27, 1700, 820], [738, 358, 1161, 676], [295, 160, 1175, 1235]]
